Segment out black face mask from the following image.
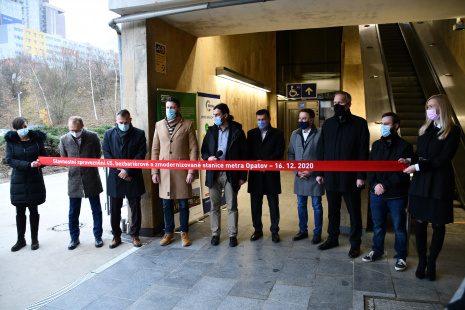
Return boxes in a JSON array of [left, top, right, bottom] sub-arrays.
[[334, 104, 347, 117]]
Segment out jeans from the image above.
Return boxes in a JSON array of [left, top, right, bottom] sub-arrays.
[[162, 198, 189, 233], [297, 195, 323, 235], [370, 194, 408, 259], [69, 195, 103, 240]]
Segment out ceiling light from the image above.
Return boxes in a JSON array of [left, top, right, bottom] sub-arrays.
[[216, 67, 271, 92], [277, 94, 288, 100]]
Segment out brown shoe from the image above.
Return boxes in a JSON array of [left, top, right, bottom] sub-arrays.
[[181, 232, 192, 247], [132, 236, 142, 247], [109, 237, 121, 249], [160, 233, 175, 246]]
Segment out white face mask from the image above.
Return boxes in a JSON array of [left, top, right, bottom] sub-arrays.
[[70, 129, 83, 138]]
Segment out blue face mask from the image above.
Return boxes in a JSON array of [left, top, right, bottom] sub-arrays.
[[118, 123, 130, 132], [166, 108, 177, 119], [257, 120, 268, 131], [17, 128, 29, 136], [214, 117, 223, 126], [298, 121, 310, 130], [380, 125, 392, 137]]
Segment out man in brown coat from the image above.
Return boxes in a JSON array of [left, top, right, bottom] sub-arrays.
[[151, 96, 199, 246]]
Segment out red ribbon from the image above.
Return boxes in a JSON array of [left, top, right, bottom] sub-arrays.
[[39, 157, 406, 171]]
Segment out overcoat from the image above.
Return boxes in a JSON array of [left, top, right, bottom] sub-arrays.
[[409, 123, 460, 200], [102, 125, 146, 199], [5, 130, 48, 206], [316, 111, 370, 192], [247, 126, 284, 195], [201, 120, 247, 193], [59, 129, 103, 198], [288, 125, 325, 197], [151, 117, 199, 199]]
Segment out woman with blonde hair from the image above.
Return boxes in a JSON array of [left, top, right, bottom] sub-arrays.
[[400, 94, 460, 281]]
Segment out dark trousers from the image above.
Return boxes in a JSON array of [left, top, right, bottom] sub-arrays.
[[326, 189, 363, 246], [69, 195, 103, 240], [15, 204, 39, 216], [250, 193, 280, 234], [110, 196, 141, 238]]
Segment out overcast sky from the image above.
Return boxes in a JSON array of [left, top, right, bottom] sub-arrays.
[[50, 0, 120, 51]]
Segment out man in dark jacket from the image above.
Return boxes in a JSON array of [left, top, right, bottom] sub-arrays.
[[60, 116, 104, 250], [201, 103, 247, 247], [247, 109, 284, 243], [363, 112, 413, 271], [316, 91, 369, 258], [102, 109, 147, 248]]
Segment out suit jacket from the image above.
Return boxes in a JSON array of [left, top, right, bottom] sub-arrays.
[[151, 117, 199, 199], [288, 125, 325, 197], [247, 126, 284, 195], [59, 129, 103, 198], [102, 125, 147, 199]]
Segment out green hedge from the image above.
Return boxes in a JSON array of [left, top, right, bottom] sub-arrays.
[[0, 136, 4, 147]]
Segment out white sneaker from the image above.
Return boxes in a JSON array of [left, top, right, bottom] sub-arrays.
[[362, 251, 377, 262], [395, 259, 407, 271]]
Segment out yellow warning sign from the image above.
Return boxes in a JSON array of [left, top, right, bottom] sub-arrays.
[[156, 42, 166, 73]]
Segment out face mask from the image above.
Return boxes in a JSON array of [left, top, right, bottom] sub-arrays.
[[257, 120, 268, 131], [214, 117, 223, 126], [299, 121, 310, 130], [17, 128, 29, 136], [118, 123, 130, 131], [380, 125, 392, 138], [70, 129, 83, 138], [166, 108, 177, 119], [334, 104, 347, 117], [427, 109, 440, 121]]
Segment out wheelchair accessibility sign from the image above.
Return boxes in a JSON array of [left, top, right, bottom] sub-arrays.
[[286, 84, 301, 98], [286, 83, 317, 99]]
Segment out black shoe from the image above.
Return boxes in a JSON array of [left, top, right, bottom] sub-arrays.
[[95, 237, 104, 248], [211, 236, 219, 246], [318, 239, 339, 250], [292, 231, 308, 241], [229, 236, 238, 247], [311, 235, 322, 244], [11, 238, 27, 252], [250, 231, 263, 241], [68, 238, 80, 250], [348, 246, 360, 258], [272, 233, 280, 243]]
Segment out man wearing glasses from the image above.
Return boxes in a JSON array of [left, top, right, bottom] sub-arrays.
[[315, 91, 369, 258]]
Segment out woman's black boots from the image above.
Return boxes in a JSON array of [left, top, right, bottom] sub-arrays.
[[415, 221, 428, 279], [11, 215, 27, 252], [426, 224, 446, 281], [30, 214, 40, 250]]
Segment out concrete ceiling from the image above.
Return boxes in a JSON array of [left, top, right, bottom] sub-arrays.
[[109, 0, 465, 37]]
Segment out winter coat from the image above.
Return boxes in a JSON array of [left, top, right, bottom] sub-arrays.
[[409, 123, 460, 200], [367, 134, 413, 199], [102, 126, 147, 199], [316, 111, 370, 192], [59, 129, 103, 198], [201, 120, 247, 193], [288, 125, 325, 197], [5, 130, 48, 206], [151, 117, 199, 199], [247, 126, 284, 195]]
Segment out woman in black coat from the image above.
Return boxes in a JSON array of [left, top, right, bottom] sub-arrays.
[[400, 94, 460, 281], [5, 117, 48, 251]]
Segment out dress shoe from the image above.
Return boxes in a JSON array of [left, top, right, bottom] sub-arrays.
[[68, 238, 80, 250], [181, 232, 192, 247], [109, 237, 121, 249], [11, 238, 26, 252], [160, 233, 175, 246], [250, 231, 263, 241], [348, 246, 361, 258], [229, 236, 238, 247], [311, 235, 322, 244], [211, 235, 219, 246], [95, 237, 104, 248], [318, 239, 339, 250], [272, 233, 280, 243], [132, 236, 142, 247], [292, 231, 308, 241]]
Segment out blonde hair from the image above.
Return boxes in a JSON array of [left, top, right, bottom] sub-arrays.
[[68, 116, 83, 126], [419, 94, 454, 140]]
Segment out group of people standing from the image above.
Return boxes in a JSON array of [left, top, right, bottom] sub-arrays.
[[5, 92, 460, 282]]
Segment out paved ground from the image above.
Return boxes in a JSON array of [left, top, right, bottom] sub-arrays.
[[1, 171, 464, 309]]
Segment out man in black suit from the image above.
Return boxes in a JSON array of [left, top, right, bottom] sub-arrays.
[[102, 109, 147, 249], [247, 109, 285, 243]]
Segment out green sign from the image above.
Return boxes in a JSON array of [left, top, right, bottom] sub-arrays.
[[156, 89, 197, 129]]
